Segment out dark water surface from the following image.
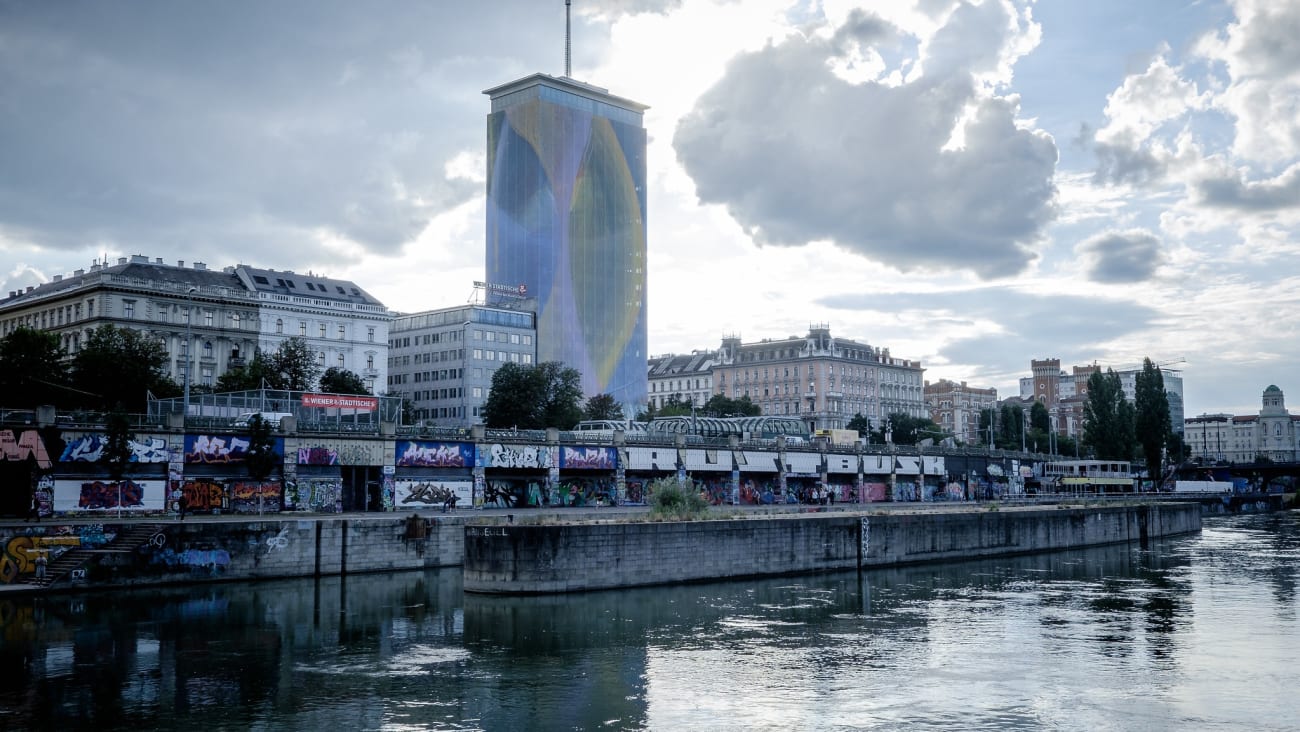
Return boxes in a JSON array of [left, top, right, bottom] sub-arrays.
[[2, 512, 1297, 731]]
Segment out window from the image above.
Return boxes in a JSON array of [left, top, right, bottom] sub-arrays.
[[510, 334, 520, 344], [204, 311, 213, 326], [319, 324, 327, 338], [276, 318, 283, 334], [338, 354, 345, 367], [486, 331, 495, 342], [366, 355, 374, 369], [299, 321, 307, 336], [232, 313, 241, 328], [367, 326, 375, 343], [203, 341, 213, 357], [473, 330, 482, 340], [123, 300, 135, 318], [522, 354, 532, 364], [472, 387, 482, 398], [338, 325, 345, 339], [473, 349, 482, 359], [317, 352, 325, 364]]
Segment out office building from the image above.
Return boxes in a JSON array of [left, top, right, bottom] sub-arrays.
[[483, 73, 648, 413]]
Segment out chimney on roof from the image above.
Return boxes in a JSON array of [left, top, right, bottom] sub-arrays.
[[74, 269, 84, 276], [178, 260, 185, 268], [26, 286, 34, 293], [130, 254, 148, 263], [193, 262, 207, 271], [53, 275, 62, 282], [90, 263, 100, 271], [155, 258, 163, 264]]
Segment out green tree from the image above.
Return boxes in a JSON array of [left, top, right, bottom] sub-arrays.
[[1030, 400, 1050, 432], [215, 350, 280, 392], [104, 410, 134, 483], [655, 393, 694, 417], [243, 414, 279, 483], [874, 412, 943, 446], [978, 408, 997, 447], [266, 337, 321, 391], [846, 413, 872, 438], [481, 361, 584, 429], [997, 404, 1026, 450], [699, 394, 761, 418], [0, 326, 71, 408], [1134, 357, 1172, 483], [1082, 369, 1136, 461], [71, 325, 176, 411], [319, 367, 370, 395], [582, 393, 625, 421]]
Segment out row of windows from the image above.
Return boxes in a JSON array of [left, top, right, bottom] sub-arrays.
[[274, 318, 375, 342], [413, 369, 463, 383], [651, 378, 710, 392], [410, 387, 464, 402], [471, 349, 531, 364], [390, 331, 463, 348], [390, 350, 465, 367]]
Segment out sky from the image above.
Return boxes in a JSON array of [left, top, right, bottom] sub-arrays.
[[1, 0, 1298, 418]]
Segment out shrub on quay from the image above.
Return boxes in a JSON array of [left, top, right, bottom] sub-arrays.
[[647, 478, 709, 521]]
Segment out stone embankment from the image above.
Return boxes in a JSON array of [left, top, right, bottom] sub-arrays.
[[462, 503, 1202, 594]]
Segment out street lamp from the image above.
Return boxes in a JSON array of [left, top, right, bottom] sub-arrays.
[[181, 286, 198, 423]]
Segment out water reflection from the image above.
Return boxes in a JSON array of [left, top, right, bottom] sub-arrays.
[[0, 513, 1296, 731]]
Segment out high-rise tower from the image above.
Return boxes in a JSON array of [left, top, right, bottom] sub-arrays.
[[483, 70, 648, 413]]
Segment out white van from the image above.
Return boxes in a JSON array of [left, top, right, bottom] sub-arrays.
[[232, 411, 294, 428]]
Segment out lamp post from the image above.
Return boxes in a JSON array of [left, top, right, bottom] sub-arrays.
[[182, 287, 198, 423]]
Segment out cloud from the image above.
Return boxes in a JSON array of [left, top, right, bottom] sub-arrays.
[[1090, 53, 1202, 185], [0, 1, 563, 267], [1195, 0, 1300, 161], [673, 5, 1058, 279], [1075, 229, 1164, 284], [1195, 162, 1300, 211]]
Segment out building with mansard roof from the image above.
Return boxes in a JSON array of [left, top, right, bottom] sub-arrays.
[[0, 255, 389, 396], [646, 350, 718, 412]]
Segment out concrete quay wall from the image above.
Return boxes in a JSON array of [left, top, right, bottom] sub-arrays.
[[462, 503, 1202, 594], [1, 514, 468, 593]]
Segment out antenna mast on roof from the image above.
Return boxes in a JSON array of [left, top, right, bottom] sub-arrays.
[[564, 0, 572, 77]]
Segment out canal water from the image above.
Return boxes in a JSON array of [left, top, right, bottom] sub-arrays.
[[2, 511, 1297, 731]]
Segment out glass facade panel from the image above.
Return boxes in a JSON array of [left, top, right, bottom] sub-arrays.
[[486, 77, 648, 413]]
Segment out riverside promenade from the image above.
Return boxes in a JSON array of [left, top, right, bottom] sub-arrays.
[[0, 499, 1205, 596]]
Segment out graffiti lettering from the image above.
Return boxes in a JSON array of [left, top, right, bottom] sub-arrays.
[[396, 441, 470, 467], [0, 429, 52, 468], [78, 480, 144, 510], [487, 443, 550, 469], [266, 527, 290, 552], [561, 447, 615, 470]]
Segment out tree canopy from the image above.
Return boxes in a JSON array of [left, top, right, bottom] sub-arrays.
[[481, 361, 584, 430], [1134, 358, 1172, 481], [582, 393, 625, 422], [872, 412, 945, 446], [0, 326, 71, 408], [243, 414, 280, 482], [71, 325, 177, 411], [700, 394, 761, 418], [1082, 368, 1136, 460], [319, 367, 370, 395], [214, 338, 322, 393]]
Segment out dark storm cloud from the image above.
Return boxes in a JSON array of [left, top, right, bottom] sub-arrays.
[[818, 287, 1160, 383], [673, 9, 1058, 279], [0, 0, 572, 263], [1076, 229, 1164, 283], [1195, 164, 1300, 211]]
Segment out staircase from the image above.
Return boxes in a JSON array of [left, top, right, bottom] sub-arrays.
[[27, 523, 164, 588]]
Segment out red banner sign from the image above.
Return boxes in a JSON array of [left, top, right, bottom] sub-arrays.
[[302, 393, 379, 411]]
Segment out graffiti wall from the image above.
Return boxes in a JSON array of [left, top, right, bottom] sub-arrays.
[[297, 439, 384, 466], [296, 446, 339, 465], [481, 478, 549, 508], [181, 479, 227, 513], [863, 482, 889, 502], [51, 479, 166, 513], [395, 441, 474, 468], [559, 446, 616, 470], [394, 479, 473, 508], [60, 434, 169, 463], [228, 481, 283, 514], [285, 479, 342, 513], [1, 524, 116, 584], [554, 477, 615, 506], [184, 434, 284, 464], [478, 444, 552, 469], [0, 429, 52, 468]]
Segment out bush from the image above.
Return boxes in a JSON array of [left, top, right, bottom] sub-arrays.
[[648, 478, 709, 521]]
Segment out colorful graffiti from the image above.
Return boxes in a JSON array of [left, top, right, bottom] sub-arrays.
[[395, 441, 473, 467], [560, 446, 616, 470], [228, 481, 283, 514], [624, 479, 646, 505], [60, 434, 169, 463], [296, 446, 339, 465], [395, 480, 473, 508], [147, 547, 231, 574], [1, 524, 114, 584], [290, 480, 342, 513], [555, 478, 615, 506], [182, 480, 226, 512], [863, 482, 889, 502], [480, 444, 551, 469], [184, 435, 283, 464], [77, 480, 143, 510], [0, 429, 52, 468]]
